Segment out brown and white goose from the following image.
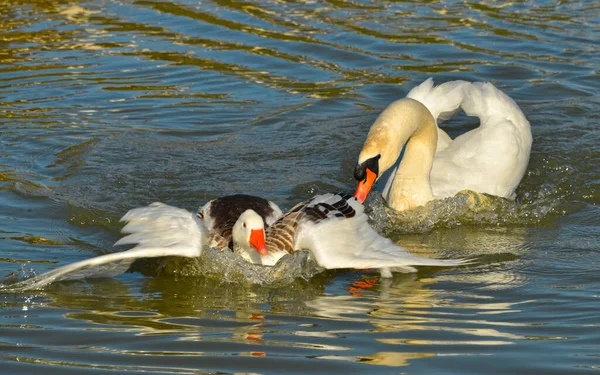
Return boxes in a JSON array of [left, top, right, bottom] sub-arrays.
[[8, 193, 467, 290]]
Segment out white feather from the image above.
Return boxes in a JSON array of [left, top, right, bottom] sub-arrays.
[[407, 78, 471, 152], [377, 78, 532, 209], [9, 203, 207, 291], [295, 195, 468, 276], [429, 81, 532, 199], [407, 77, 470, 123], [115, 202, 207, 256]]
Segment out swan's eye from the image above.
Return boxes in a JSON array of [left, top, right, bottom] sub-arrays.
[[354, 154, 380, 181]]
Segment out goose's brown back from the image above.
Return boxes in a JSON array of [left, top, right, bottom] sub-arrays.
[[264, 193, 357, 254]]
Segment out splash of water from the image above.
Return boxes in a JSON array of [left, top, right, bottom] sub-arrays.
[[0, 248, 325, 292], [366, 190, 561, 235], [133, 247, 326, 287], [2, 189, 563, 292]]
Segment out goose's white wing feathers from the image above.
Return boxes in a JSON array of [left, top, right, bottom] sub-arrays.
[[295, 194, 468, 276], [115, 202, 207, 255], [9, 203, 207, 291]]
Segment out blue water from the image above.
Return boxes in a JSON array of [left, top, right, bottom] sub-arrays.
[[0, 1, 599, 373]]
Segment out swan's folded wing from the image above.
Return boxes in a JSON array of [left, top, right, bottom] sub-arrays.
[[7, 203, 207, 291], [407, 78, 470, 123], [296, 201, 469, 276]]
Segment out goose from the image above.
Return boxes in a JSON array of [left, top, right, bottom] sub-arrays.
[[7, 193, 467, 290], [353, 78, 532, 212]]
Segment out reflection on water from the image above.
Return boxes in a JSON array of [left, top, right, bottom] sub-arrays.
[[4, 269, 537, 371], [1, 0, 599, 373]]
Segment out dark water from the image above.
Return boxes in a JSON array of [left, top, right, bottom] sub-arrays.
[[1, 0, 599, 373]]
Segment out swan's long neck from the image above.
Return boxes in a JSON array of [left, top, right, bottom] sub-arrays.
[[366, 98, 438, 211]]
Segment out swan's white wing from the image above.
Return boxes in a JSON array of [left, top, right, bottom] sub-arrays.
[[407, 78, 472, 152], [430, 82, 532, 199], [461, 82, 530, 131], [8, 203, 207, 291], [295, 196, 469, 276], [407, 78, 471, 123]]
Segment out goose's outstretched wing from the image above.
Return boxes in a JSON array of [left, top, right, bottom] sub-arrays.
[[115, 202, 207, 255], [7, 203, 207, 291], [295, 194, 469, 276]]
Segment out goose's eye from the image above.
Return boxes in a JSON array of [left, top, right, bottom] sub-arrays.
[[242, 222, 246, 228]]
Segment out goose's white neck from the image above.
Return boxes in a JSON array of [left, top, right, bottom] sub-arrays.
[[363, 98, 438, 211], [233, 241, 263, 265]]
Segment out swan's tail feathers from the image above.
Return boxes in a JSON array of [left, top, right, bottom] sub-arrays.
[[296, 202, 469, 277], [461, 82, 530, 129], [5, 203, 208, 291], [407, 78, 471, 123]]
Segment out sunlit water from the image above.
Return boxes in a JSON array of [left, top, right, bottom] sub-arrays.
[[1, 1, 599, 373]]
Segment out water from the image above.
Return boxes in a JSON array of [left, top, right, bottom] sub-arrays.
[[1, 0, 599, 373]]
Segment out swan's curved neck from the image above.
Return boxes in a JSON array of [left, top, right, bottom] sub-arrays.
[[371, 98, 438, 211]]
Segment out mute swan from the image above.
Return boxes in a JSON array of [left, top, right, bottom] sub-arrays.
[[353, 78, 532, 212], [7, 193, 467, 290]]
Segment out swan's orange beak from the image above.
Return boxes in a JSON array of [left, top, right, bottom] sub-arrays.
[[353, 168, 377, 203], [249, 229, 267, 255]]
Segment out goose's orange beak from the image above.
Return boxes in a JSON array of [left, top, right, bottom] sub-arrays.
[[353, 168, 377, 203], [249, 228, 267, 255]]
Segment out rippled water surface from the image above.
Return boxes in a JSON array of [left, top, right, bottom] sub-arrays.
[[1, 1, 599, 373]]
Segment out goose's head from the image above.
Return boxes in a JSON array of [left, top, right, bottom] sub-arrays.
[[232, 210, 267, 262]]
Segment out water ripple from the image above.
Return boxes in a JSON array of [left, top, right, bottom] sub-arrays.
[[1, 0, 599, 373]]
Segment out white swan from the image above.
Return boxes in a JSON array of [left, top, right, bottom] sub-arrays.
[[353, 78, 532, 212], [7, 193, 468, 290]]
